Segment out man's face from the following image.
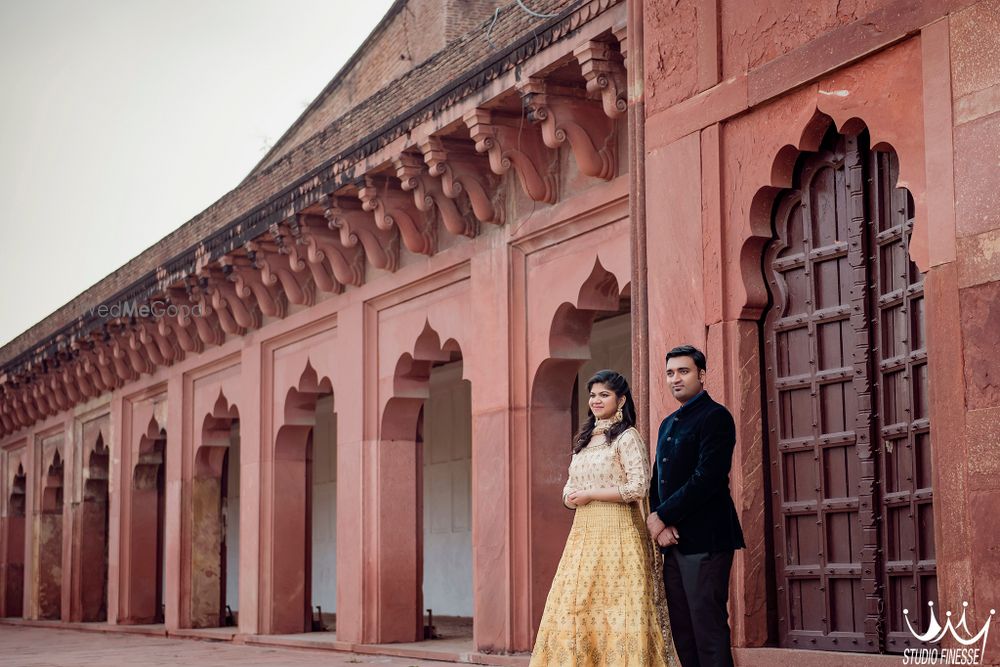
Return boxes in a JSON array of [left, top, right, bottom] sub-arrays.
[[666, 355, 705, 404]]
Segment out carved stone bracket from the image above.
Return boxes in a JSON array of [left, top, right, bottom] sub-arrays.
[[104, 339, 139, 383], [244, 241, 315, 309], [226, 261, 286, 319], [394, 152, 477, 239], [325, 195, 400, 273], [419, 136, 504, 226], [193, 268, 246, 336], [130, 328, 165, 368], [146, 320, 181, 364], [520, 78, 616, 180], [574, 40, 627, 119], [358, 175, 436, 256], [464, 108, 557, 204], [157, 310, 203, 354], [173, 285, 223, 348], [298, 214, 365, 288]]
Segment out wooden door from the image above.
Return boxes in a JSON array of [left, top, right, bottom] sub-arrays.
[[763, 129, 934, 654]]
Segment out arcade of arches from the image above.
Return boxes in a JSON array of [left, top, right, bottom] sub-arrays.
[[1, 2, 996, 664]]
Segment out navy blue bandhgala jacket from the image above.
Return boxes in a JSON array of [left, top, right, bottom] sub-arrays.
[[649, 390, 746, 555]]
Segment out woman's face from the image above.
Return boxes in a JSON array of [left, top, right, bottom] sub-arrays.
[[588, 382, 621, 420]]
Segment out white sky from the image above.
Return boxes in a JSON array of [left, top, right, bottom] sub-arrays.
[[0, 0, 396, 347]]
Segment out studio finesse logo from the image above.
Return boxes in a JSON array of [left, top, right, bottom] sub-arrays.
[[902, 601, 996, 665]]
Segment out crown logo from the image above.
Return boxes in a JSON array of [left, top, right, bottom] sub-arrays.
[[904, 601, 996, 654]]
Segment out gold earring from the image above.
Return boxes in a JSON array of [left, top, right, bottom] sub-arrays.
[[613, 406, 623, 423]]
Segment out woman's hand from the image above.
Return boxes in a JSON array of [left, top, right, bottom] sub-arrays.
[[567, 490, 592, 507]]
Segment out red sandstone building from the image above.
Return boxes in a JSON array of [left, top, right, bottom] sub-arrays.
[[1, 0, 997, 664]]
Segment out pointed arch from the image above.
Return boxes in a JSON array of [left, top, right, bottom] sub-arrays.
[[266, 359, 336, 635], [123, 414, 167, 625], [374, 318, 470, 643], [2, 460, 26, 617], [527, 256, 631, 637], [189, 389, 240, 629]]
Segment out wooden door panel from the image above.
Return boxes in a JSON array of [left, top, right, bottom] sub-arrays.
[[764, 131, 935, 654], [869, 151, 935, 653], [765, 135, 874, 651]]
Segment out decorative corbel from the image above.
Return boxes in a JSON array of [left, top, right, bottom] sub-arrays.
[[520, 78, 616, 180], [394, 152, 476, 239], [174, 285, 223, 348], [274, 220, 340, 295], [140, 321, 179, 365], [53, 372, 78, 406], [88, 340, 119, 389], [47, 381, 67, 412], [574, 40, 627, 119], [158, 314, 202, 354], [249, 240, 315, 308], [195, 267, 253, 334], [130, 328, 164, 367], [325, 194, 399, 273], [463, 107, 557, 204], [15, 390, 36, 423], [71, 341, 101, 396], [226, 253, 285, 319], [64, 363, 92, 400], [119, 334, 152, 376], [358, 175, 436, 256], [419, 136, 503, 226], [44, 381, 63, 414], [298, 214, 365, 288]]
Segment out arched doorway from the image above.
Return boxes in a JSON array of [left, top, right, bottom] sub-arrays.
[[378, 323, 473, 644], [269, 363, 336, 634], [528, 260, 631, 635], [79, 434, 109, 621], [125, 419, 167, 624], [422, 357, 473, 639], [37, 450, 64, 620], [762, 127, 933, 653], [191, 394, 240, 628], [2, 463, 26, 617]]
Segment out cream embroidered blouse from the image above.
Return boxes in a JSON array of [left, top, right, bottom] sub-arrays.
[[561, 424, 651, 508]]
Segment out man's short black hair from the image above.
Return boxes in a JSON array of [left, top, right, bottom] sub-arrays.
[[665, 344, 707, 371]]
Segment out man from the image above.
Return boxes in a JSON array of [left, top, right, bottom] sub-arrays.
[[647, 344, 745, 667]]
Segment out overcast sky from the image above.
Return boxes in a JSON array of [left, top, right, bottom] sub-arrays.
[[0, 0, 395, 347]]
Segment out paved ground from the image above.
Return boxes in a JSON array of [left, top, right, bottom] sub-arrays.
[[0, 625, 457, 667]]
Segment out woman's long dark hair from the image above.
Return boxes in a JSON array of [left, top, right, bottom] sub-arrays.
[[572, 369, 637, 454]]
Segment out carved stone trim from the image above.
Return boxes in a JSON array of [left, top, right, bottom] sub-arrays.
[[519, 78, 616, 180], [325, 195, 400, 273], [394, 152, 477, 239], [419, 137, 504, 227], [464, 108, 558, 205], [574, 40, 627, 119], [359, 176, 436, 256]]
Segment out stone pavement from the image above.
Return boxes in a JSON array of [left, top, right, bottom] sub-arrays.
[[0, 625, 461, 667]]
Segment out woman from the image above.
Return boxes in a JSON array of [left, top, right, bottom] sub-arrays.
[[530, 369, 674, 666]]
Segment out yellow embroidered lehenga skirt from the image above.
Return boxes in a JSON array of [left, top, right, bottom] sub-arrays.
[[530, 500, 676, 666]]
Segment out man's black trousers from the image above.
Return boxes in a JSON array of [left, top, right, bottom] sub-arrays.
[[662, 548, 735, 667]]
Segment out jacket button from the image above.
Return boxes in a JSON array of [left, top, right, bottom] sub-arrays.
[[661, 457, 667, 463]]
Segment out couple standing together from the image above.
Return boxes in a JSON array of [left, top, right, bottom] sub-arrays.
[[530, 345, 746, 667]]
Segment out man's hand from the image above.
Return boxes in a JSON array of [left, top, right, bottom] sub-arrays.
[[567, 490, 592, 507], [656, 525, 680, 547], [646, 512, 666, 538]]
